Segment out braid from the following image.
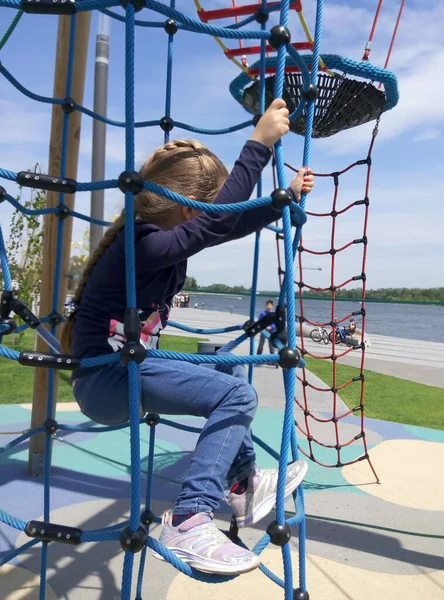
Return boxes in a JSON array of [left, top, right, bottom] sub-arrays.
[[60, 215, 125, 353]]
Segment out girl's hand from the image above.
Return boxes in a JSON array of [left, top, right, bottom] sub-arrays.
[[250, 99, 290, 148], [289, 167, 315, 202]]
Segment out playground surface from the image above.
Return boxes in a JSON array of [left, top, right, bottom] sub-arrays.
[[1, 329, 444, 599]]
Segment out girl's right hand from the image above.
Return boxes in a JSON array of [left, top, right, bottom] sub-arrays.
[[249, 98, 290, 148]]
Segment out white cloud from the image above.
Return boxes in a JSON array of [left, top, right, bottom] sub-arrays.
[[414, 128, 442, 143]]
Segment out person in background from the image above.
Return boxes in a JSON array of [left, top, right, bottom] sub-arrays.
[[347, 318, 357, 336], [257, 300, 278, 367]]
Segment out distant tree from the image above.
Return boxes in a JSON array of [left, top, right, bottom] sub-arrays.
[[184, 276, 198, 290], [7, 165, 46, 314]]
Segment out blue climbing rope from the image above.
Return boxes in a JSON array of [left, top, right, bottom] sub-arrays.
[[0, 1, 335, 598]]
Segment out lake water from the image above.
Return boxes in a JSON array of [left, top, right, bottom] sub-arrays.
[[186, 293, 444, 344]]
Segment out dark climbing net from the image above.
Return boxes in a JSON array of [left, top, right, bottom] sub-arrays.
[[0, 1, 399, 599]]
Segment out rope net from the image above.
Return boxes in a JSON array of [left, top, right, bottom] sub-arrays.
[[0, 1, 399, 599]]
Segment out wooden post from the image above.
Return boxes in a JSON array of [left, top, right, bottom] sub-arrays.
[[29, 13, 91, 475]]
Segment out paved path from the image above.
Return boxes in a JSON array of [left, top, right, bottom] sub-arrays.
[[166, 308, 444, 388]]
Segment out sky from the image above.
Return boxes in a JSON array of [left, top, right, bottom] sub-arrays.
[[0, 0, 442, 292]]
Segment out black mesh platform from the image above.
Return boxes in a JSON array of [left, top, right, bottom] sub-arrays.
[[242, 72, 387, 138]]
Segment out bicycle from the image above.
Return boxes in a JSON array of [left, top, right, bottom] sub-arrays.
[[309, 326, 330, 344], [328, 326, 355, 347]]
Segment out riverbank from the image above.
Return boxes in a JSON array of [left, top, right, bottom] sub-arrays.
[[166, 308, 444, 389]]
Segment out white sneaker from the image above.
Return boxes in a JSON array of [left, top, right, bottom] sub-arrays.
[[152, 511, 260, 575], [226, 461, 308, 527]]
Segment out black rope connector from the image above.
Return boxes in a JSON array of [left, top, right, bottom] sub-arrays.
[[352, 404, 364, 412], [62, 97, 76, 114], [354, 431, 365, 440], [164, 19, 178, 35], [12, 298, 40, 328], [357, 157, 371, 166], [0, 317, 17, 335], [266, 520, 291, 546], [332, 172, 339, 186], [271, 188, 292, 210], [118, 171, 143, 195], [302, 380, 309, 387], [330, 210, 338, 218], [56, 205, 70, 220], [335, 443, 341, 451], [355, 197, 370, 206], [298, 245, 304, 253], [301, 84, 318, 101], [159, 116, 174, 132], [336, 461, 343, 468], [269, 25, 291, 49], [304, 409, 310, 416], [297, 281, 304, 289], [353, 236, 368, 245], [329, 285, 336, 292], [329, 248, 337, 255], [25, 520, 82, 545], [254, 7, 269, 23], [352, 374, 365, 382], [0, 186, 7, 203], [293, 588, 310, 600], [119, 526, 147, 553], [332, 417, 339, 423], [300, 348, 307, 356], [307, 434, 313, 442], [331, 387, 337, 394], [243, 319, 254, 333], [309, 453, 315, 461], [276, 233, 284, 241], [140, 509, 155, 525], [331, 355, 337, 361], [21, 0, 77, 15], [330, 321, 336, 328], [278, 347, 300, 369], [48, 311, 65, 326], [44, 418, 58, 435], [1, 290, 14, 319], [19, 351, 80, 371], [121, 343, 146, 365], [253, 113, 262, 126], [278, 267, 285, 276], [16, 172, 76, 194], [120, 0, 144, 12], [146, 413, 159, 427]]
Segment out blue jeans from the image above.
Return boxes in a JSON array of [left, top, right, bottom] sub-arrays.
[[73, 358, 258, 515]]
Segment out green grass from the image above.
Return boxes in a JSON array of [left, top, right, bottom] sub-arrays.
[[305, 356, 444, 431], [1, 330, 443, 431], [0, 330, 204, 405]]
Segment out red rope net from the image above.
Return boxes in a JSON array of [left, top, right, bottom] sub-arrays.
[[273, 123, 382, 482]]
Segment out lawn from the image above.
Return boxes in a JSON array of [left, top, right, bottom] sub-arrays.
[[0, 330, 204, 405], [304, 356, 444, 431], [1, 330, 442, 431]]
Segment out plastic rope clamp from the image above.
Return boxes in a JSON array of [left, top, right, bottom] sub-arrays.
[[21, 0, 77, 15], [25, 520, 82, 545], [16, 172, 76, 194], [18, 351, 80, 371]]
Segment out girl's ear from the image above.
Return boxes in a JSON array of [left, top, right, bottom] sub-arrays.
[[181, 195, 196, 221]]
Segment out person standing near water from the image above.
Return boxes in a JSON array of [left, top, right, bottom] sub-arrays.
[[256, 300, 278, 367]]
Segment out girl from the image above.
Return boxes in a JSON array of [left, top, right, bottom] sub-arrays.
[[62, 99, 314, 575]]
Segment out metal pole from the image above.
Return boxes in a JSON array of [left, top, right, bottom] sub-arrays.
[[90, 14, 110, 253]]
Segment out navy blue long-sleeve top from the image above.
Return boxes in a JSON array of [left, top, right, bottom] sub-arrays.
[[72, 140, 290, 376]]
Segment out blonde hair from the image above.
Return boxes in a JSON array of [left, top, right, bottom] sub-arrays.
[[61, 139, 228, 353]]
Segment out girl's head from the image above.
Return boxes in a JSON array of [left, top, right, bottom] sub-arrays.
[[61, 139, 228, 353]]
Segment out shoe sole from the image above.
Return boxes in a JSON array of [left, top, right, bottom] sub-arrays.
[[151, 547, 261, 575], [235, 461, 308, 528]]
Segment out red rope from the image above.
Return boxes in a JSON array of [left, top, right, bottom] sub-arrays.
[[361, 0, 385, 61]]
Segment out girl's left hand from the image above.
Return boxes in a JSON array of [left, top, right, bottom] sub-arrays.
[[289, 167, 315, 202]]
